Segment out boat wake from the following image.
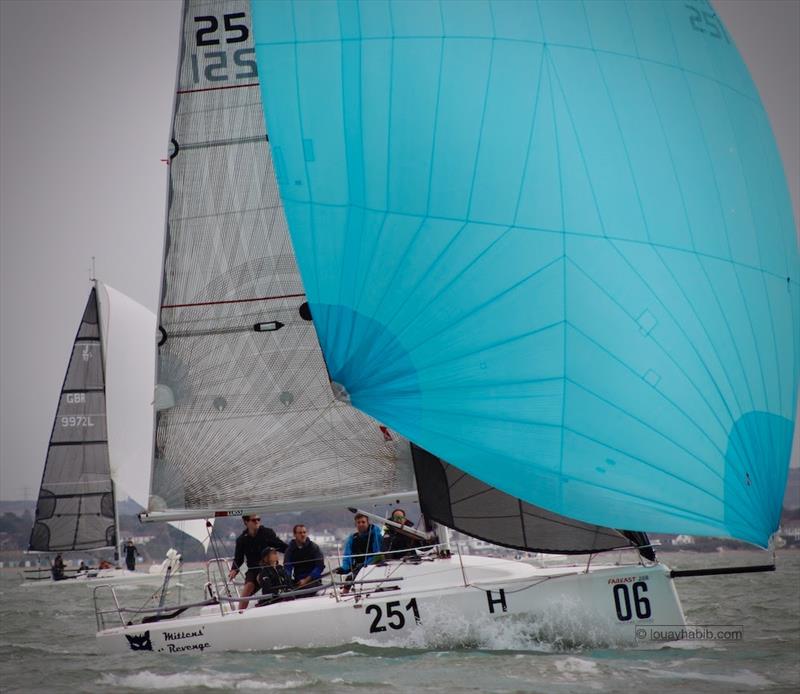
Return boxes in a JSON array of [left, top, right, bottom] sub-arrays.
[[98, 670, 315, 691], [349, 600, 627, 652]]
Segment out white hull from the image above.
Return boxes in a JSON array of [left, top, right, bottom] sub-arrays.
[[97, 555, 685, 654], [23, 566, 202, 588]]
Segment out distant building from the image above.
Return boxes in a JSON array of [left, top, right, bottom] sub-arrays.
[[128, 535, 155, 545]]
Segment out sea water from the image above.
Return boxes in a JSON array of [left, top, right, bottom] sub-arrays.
[[1, 550, 797, 693]]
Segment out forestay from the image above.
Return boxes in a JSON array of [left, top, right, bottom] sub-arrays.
[[150, 0, 415, 519], [251, 0, 799, 546]]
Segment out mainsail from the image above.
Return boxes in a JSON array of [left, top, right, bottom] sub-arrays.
[[251, 0, 799, 547], [149, 0, 415, 519], [29, 287, 116, 553]]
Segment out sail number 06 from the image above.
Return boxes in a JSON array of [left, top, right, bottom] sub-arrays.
[[365, 598, 421, 633], [612, 581, 651, 621]]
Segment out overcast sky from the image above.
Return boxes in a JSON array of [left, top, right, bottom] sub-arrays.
[[1, 0, 798, 501]]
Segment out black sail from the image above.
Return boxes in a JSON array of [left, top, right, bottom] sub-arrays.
[[412, 445, 653, 558], [28, 287, 116, 552]]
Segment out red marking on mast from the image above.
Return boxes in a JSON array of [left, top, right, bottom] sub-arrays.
[[177, 82, 260, 95], [161, 293, 306, 310]]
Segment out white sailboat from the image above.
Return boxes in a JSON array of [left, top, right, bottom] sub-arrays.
[[96, 0, 699, 653], [25, 282, 210, 587], [98, 0, 796, 654]]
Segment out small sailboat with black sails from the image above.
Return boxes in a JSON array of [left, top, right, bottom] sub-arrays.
[[25, 281, 209, 586], [97, 0, 797, 654]]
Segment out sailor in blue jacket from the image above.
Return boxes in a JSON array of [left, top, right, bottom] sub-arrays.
[[339, 513, 382, 574]]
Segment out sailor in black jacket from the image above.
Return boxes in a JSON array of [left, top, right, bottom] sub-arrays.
[[381, 508, 424, 559], [257, 547, 293, 605], [284, 524, 325, 593], [228, 515, 288, 609]]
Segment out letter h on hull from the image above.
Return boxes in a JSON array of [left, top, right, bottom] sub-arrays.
[[485, 589, 507, 614]]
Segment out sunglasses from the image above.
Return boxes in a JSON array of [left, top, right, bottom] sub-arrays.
[[248, 518, 261, 523], [392, 514, 405, 520]]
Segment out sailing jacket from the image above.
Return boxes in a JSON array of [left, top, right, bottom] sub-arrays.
[[381, 519, 422, 558], [341, 524, 382, 572], [124, 544, 140, 565], [232, 526, 288, 573], [284, 538, 325, 583], [257, 564, 293, 595]]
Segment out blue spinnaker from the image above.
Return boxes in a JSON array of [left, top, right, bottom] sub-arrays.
[[252, 0, 799, 546]]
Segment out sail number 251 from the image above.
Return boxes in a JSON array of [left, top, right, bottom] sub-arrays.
[[365, 598, 421, 633], [191, 13, 257, 84]]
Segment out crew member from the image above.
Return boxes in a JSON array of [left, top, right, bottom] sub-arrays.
[[257, 547, 293, 605], [284, 524, 325, 594], [124, 539, 140, 571], [228, 515, 287, 610], [51, 554, 65, 581], [338, 513, 382, 576], [381, 508, 424, 558]]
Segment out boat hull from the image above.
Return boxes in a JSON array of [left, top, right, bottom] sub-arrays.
[[23, 567, 201, 588], [97, 555, 684, 653]]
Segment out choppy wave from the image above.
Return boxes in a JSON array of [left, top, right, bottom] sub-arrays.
[[1, 550, 798, 693], [644, 668, 772, 687], [98, 670, 314, 690]]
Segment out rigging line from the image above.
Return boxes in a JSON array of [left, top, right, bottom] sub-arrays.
[[177, 82, 260, 95], [161, 292, 305, 309]]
